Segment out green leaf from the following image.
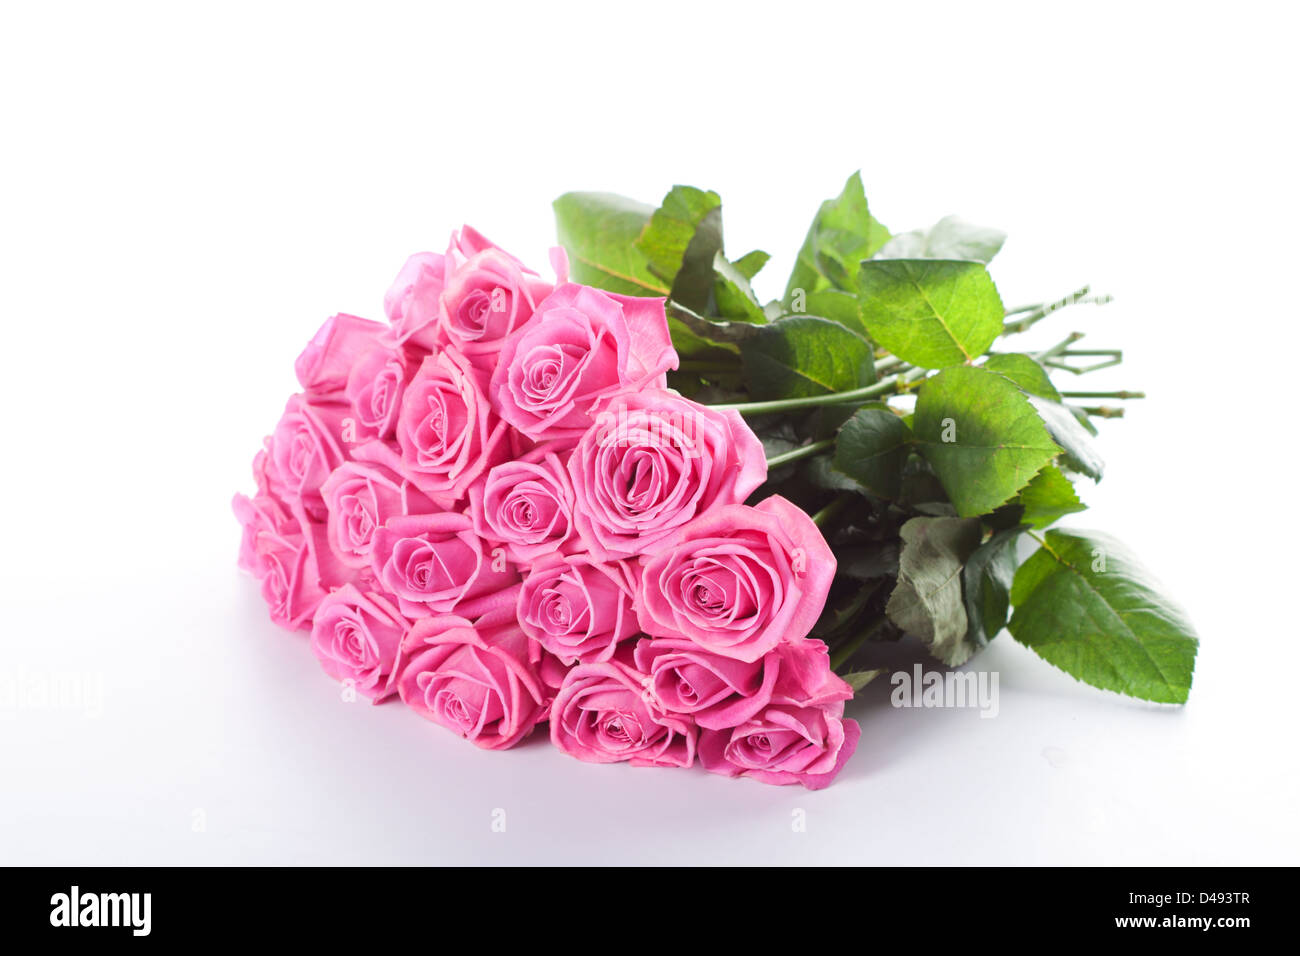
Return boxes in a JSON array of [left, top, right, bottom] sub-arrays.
[[636, 185, 723, 313], [785, 171, 890, 300], [858, 259, 1004, 368], [913, 365, 1062, 517], [876, 214, 1006, 264], [962, 526, 1024, 648], [796, 289, 869, 337], [1028, 396, 1105, 480], [984, 353, 1062, 401], [731, 249, 769, 281], [812, 579, 882, 639], [1017, 464, 1086, 529], [803, 454, 864, 494], [713, 253, 768, 324], [833, 406, 912, 499], [886, 516, 984, 666], [553, 192, 667, 296], [837, 543, 900, 581], [841, 669, 886, 692], [739, 316, 876, 401], [1009, 530, 1199, 703]]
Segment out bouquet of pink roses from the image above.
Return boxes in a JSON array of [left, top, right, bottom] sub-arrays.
[[235, 174, 1198, 789], [235, 226, 858, 788]]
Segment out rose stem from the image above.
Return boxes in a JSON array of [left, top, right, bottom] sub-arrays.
[[765, 438, 835, 469], [811, 492, 855, 528], [1001, 285, 1112, 335], [1034, 331, 1086, 363], [714, 373, 910, 417], [1081, 405, 1125, 418], [829, 617, 892, 672], [1058, 390, 1146, 400]]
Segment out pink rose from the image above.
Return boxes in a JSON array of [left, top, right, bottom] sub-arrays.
[[343, 344, 412, 442], [295, 313, 387, 400], [262, 394, 350, 521], [320, 456, 434, 569], [634, 635, 848, 729], [518, 555, 639, 664], [397, 610, 550, 750], [391, 347, 509, 505], [237, 508, 327, 631], [438, 229, 552, 362], [309, 585, 409, 702], [469, 451, 577, 563], [384, 252, 448, 352], [490, 284, 677, 442], [699, 706, 861, 790], [637, 495, 836, 662], [550, 660, 696, 768], [370, 512, 520, 619], [566, 389, 768, 559], [232, 492, 295, 575]]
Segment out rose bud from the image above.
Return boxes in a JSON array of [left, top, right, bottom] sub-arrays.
[[438, 228, 552, 363], [261, 394, 351, 522], [566, 388, 767, 560], [637, 495, 836, 662], [386, 347, 510, 505], [517, 555, 639, 665], [343, 344, 413, 443], [370, 512, 519, 619], [550, 660, 697, 768], [698, 705, 861, 791], [295, 313, 388, 401], [383, 252, 448, 352], [633, 635, 849, 730], [397, 609, 550, 750], [469, 452, 578, 564], [309, 585, 409, 702], [321, 457, 434, 569], [490, 284, 677, 444], [242, 514, 327, 631]]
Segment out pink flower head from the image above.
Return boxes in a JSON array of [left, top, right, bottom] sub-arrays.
[[550, 660, 696, 768], [344, 344, 412, 443], [491, 284, 677, 443], [634, 635, 850, 730], [309, 585, 409, 702], [295, 313, 387, 401], [320, 457, 435, 569], [517, 555, 639, 665], [398, 610, 550, 750], [370, 512, 519, 619], [438, 228, 552, 362], [392, 347, 509, 505], [262, 395, 351, 522], [238, 509, 327, 631], [699, 706, 860, 790], [469, 451, 578, 564], [566, 388, 767, 560], [637, 495, 836, 662], [383, 252, 448, 352], [232, 492, 296, 575]]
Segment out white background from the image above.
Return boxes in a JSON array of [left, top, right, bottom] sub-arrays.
[[2, 1, 1296, 865]]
